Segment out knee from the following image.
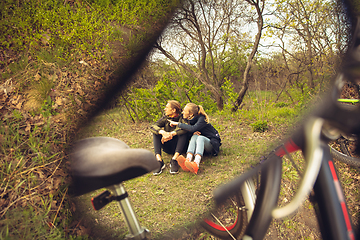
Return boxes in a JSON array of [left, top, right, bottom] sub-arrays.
[[196, 135, 206, 143], [190, 135, 197, 142], [190, 134, 197, 139]]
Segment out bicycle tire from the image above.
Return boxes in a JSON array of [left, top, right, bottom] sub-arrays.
[[329, 146, 360, 167], [339, 140, 352, 156], [200, 179, 257, 239]]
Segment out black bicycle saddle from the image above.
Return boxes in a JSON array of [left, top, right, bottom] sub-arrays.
[[70, 137, 158, 196]]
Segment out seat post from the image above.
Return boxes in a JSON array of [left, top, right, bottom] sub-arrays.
[[109, 183, 149, 240]]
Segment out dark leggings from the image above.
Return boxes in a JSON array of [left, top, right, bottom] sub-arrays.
[[153, 133, 188, 156]]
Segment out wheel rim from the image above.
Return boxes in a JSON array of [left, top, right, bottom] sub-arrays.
[[201, 188, 250, 239]]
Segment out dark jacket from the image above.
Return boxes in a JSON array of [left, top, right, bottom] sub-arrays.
[[178, 115, 221, 156], [150, 114, 188, 136]]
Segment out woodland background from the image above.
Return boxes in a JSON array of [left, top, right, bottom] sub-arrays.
[[0, 0, 359, 239]]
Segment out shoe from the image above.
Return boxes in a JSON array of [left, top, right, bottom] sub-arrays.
[[176, 155, 190, 172], [185, 161, 199, 174], [153, 160, 165, 175], [169, 159, 179, 174]]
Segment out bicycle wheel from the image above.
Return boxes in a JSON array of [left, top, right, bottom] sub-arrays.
[[201, 179, 257, 239], [329, 135, 360, 167], [330, 146, 360, 167], [338, 137, 357, 156]]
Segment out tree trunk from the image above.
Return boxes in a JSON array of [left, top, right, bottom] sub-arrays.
[[232, 0, 264, 111], [233, 80, 248, 111]]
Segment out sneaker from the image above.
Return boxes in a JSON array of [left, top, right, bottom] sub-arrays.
[[169, 159, 179, 174], [176, 155, 190, 172], [153, 160, 165, 175], [185, 161, 199, 174]]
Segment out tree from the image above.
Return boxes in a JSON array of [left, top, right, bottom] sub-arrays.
[[270, 0, 349, 90], [232, 0, 266, 111], [154, 0, 249, 110]]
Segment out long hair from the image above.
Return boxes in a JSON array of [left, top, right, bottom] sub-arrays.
[[167, 100, 182, 114], [185, 103, 209, 123]]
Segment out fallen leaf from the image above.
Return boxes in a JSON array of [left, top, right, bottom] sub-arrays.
[[25, 122, 31, 132], [75, 97, 81, 105], [79, 60, 89, 66], [34, 73, 41, 81], [55, 97, 63, 106], [15, 101, 22, 109], [35, 121, 45, 126]]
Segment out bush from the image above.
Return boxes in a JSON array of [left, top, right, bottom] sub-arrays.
[[121, 70, 218, 122], [274, 102, 288, 108], [250, 120, 269, 132], [221, 78, 237, 111]]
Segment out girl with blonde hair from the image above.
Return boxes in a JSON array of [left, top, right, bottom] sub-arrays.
[[169, 103, 221, 174]]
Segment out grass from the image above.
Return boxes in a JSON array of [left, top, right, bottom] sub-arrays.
[[0, 1, 178, 239], [73, 108, 260, 238], [71, 94, 360, 239], [0, 110, 67, 239], [70, 99, 310, 239]]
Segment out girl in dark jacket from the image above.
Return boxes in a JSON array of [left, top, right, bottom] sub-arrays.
[[169, 103, 221, 174], [150, 100, 189, 175]]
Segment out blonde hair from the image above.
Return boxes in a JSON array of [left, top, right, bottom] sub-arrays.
[[167, 100, 182, 114], [185, 103, 209, 123]]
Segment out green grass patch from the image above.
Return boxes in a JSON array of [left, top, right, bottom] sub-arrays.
[[72, 101, 303, 238], [71, 88, 360, 238], [69, 89, 360, 239], [250, 120, 269, 132]]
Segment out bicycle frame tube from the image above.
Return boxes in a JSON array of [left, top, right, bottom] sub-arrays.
[[312, 143, 355, 240], [243, 153, 282, 240], [337, 99, 360, 103], [275, 122, 356, 239], [272, 118, 325, 219]]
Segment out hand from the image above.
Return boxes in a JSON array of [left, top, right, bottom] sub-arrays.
[[161, 131, 171, 138], [161, 131, 173, 143], [168, 119, 178, 127], [193, 131, 201, 136], [161, 135, 173, 143]]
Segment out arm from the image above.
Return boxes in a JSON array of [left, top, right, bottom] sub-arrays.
[[151, 116, 183, 142], [149, 116, 167, 134], [178, 116, 207, 133], [172, 116, 188, 136]]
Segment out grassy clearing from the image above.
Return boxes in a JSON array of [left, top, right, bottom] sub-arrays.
[[71, 96, 310, 239], [73, 123, 259, 238], [71, 93, 360, 239]]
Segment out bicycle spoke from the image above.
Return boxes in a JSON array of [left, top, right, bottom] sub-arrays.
[[210, 213, 237, 240]]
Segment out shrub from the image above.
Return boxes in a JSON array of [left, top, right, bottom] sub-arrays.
[[250, 120, 269, 132], [121, 71, 217, 122], [274, 102, 288, 108], [221, 78, 237, 111]]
